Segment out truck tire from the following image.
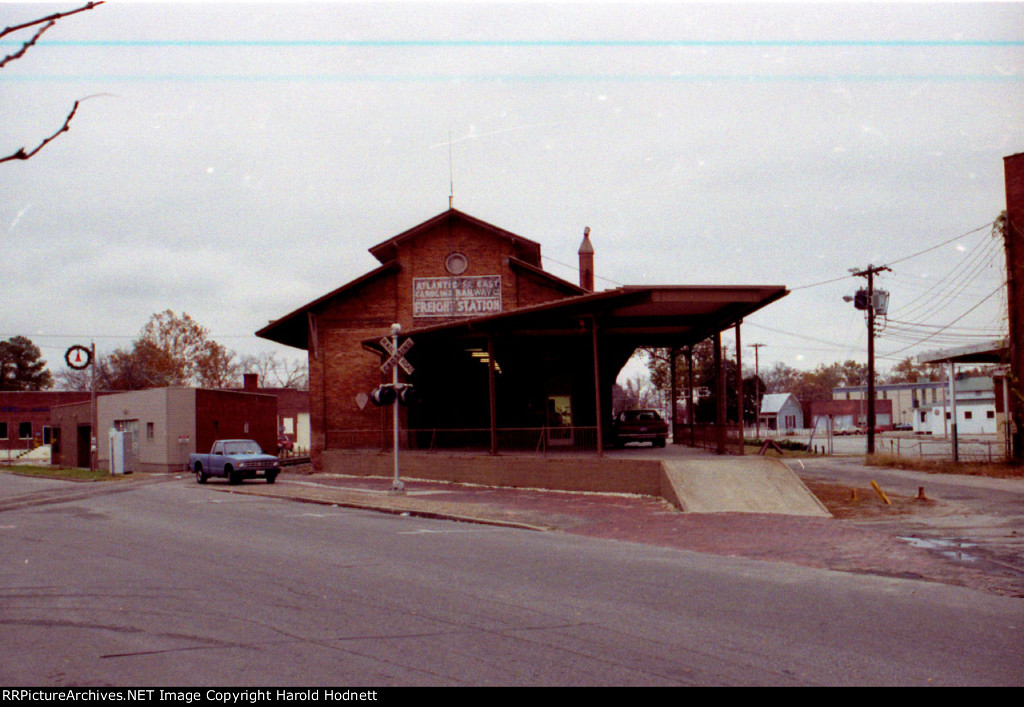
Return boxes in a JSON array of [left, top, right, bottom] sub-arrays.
[[266, 471, 278, 484], [227, 466, 242, 485], [195, 464, 208, 484]]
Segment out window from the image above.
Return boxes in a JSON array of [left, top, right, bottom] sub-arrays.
[[18, 422, 32, 439], [147, 422, 154, 440], [987, 410, 995, 419], [964, 411, 973, 420], [0, 422, 6, 439]]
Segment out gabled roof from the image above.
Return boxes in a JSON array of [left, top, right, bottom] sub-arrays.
[[367, 208, 545, 267], [760, 392, 799, 415], [257, 209, 589, 349], [508, 256, 586, 298], [256, 261, 400, 348]]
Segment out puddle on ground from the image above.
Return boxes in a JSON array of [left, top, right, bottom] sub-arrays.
[[898, 536, 981, 563]]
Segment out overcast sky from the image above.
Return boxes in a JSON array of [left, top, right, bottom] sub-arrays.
[[2, 1, 1022, 384]]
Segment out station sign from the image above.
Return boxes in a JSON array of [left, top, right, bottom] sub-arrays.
[[412, 275, 502, 318]]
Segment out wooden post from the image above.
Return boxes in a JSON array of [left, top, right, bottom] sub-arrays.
[[735, 321, 744, 455], [90, 342, 97, 473], [714, 331, 725, 454], [488, 335, 498, 456], [670, 346, 678, 444], [686, 346, 695, 447]]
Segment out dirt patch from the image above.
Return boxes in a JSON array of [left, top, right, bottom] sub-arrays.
[[867, 454, 1024, 479], [804, 479, 937, 520]]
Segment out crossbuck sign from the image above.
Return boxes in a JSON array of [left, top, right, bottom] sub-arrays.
[[380, 336, 414, 374]]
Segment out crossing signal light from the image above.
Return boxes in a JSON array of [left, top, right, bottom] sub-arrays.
[[370, 385, 396, 407], [398, 385, 419, 406]]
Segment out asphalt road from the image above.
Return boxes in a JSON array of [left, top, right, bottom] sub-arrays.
[[1, 473, 1022, 686]]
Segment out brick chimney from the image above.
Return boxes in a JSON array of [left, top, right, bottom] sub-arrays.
[[243, 373, 259, 392], [578, 226, 594, 292]]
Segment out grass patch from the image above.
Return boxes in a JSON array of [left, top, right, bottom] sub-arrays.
[[866, 453, 1024, 479], [0, 465, 115, 482]]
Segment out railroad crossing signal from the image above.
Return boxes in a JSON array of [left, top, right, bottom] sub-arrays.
[[380, 336, 414, 374]]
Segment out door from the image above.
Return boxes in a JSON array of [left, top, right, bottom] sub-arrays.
[[76, 425, 91, 468], [546, 395, 574, 446]]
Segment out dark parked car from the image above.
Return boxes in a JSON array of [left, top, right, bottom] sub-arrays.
[[612, 409, 669, 448]]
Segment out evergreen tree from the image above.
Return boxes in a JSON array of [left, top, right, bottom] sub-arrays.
[[0, 336, 53, 390]]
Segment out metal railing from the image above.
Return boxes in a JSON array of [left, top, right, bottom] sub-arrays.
[[682, 423, 745, 455], [877, 437, 1009, 463], [326, 426, 600, 455]]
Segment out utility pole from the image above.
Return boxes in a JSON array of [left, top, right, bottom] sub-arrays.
[[749, 343, 765, 438], [849, 264, 890, 456]]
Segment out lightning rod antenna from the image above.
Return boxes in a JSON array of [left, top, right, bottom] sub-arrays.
[[448, 131, 454, 209]]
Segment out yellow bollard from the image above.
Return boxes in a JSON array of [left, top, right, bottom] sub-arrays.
[[870, 480, 891, 505]]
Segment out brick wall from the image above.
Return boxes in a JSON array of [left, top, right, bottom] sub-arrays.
[[307, 213, 586, 467], [1, 391, 92, 451], [322, 449, 667, 497], [49, 400, 92, 467], [195, 389, 277, 456]]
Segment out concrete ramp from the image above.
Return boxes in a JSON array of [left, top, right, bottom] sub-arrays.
[[660, 456, 830, 517]]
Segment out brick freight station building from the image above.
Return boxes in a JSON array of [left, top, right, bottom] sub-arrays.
[[257, 208, 788, 473]]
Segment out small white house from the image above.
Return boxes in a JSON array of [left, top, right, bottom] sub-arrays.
[[927, 376, 997, 436], [760, 393, 803, 432]]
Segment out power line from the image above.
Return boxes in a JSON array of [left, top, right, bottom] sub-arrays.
[[880, 281, 1007, 358], [887, 221, 994, 267], [789, 220, 996, 292]]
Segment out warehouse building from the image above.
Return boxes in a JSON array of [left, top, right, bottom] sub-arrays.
[[257, 208, 788, 474]]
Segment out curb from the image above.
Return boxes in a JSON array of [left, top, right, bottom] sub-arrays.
[[214, 483, 558, 532]]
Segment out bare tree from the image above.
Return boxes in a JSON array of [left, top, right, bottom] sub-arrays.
[[1, 2, 104, 165], [239, 352, 309, 390]]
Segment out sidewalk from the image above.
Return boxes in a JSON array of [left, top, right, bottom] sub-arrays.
[[204, 466, 1024, 598]]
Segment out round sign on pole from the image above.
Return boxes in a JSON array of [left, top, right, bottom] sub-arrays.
[[64, 345, 92, 370]]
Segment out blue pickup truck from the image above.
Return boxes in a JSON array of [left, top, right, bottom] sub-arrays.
[[190, 439, 280, 485]]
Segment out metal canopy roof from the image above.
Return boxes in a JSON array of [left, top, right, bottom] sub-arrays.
[[363, 284, 789, 352], [916, 340, 1008, 365]]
